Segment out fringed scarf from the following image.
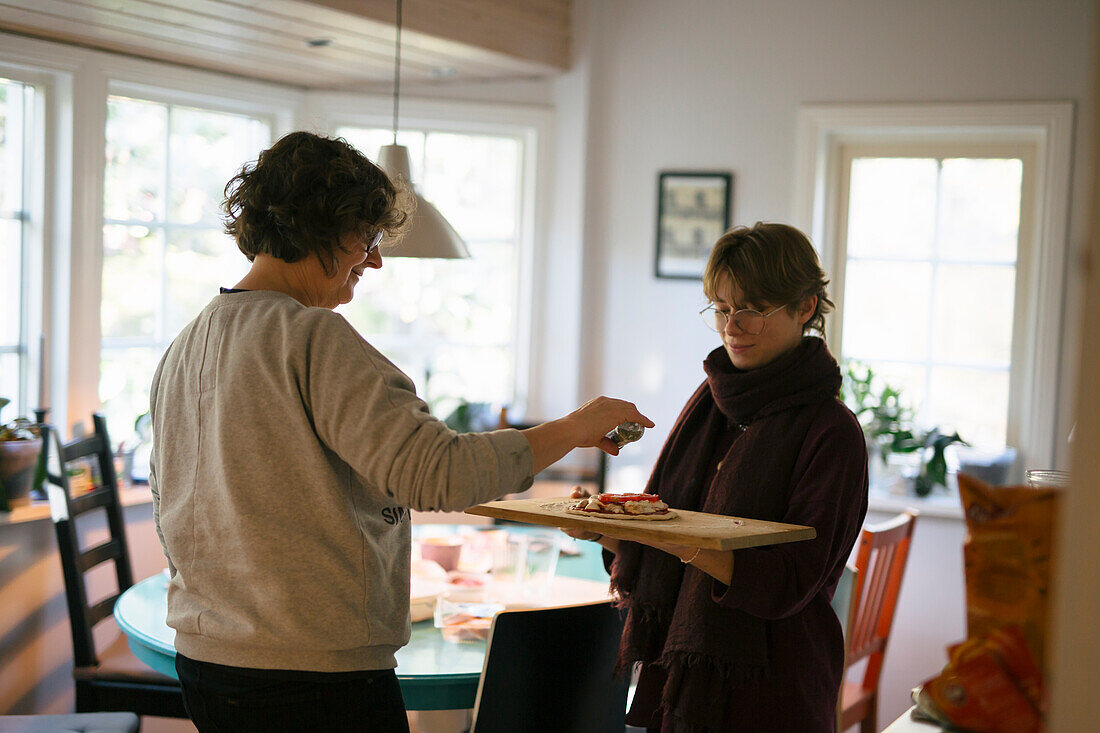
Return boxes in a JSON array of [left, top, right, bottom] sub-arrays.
[[610, 337, 842, 731]]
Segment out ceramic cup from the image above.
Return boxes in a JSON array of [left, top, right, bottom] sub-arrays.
[[419, 537, 464, 572]]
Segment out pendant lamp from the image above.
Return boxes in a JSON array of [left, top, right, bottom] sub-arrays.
[[378, 0, 469, 259]]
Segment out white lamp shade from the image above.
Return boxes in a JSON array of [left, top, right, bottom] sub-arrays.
[[377, 144, 469, 259]]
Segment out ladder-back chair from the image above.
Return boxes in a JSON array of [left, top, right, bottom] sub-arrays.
[[42, 414, 186, 718]]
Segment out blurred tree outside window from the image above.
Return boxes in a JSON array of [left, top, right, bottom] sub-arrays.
[[99, 95, 270, 445], [335, 126, 524, 418]]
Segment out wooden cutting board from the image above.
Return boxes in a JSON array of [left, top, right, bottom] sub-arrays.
[[465, 497, 816, 551]]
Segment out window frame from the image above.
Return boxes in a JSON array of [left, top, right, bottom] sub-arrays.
[[76, 61, 301, 437], [97, 89, 282, 439], [832, 140, 1037, 452], [794, 102, 1075, 474], [306, 91, 553, 416], [2, 31, 304, 436], [0, 63, 57, 421]]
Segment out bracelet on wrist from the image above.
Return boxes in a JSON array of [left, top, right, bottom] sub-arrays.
[[681, 547, 702, 564]]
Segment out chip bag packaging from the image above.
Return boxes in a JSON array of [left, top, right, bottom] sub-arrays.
[[915, 473, 1063, 732]]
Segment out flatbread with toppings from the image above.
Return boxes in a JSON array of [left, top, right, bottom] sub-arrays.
[[566, 493, 676, 521]]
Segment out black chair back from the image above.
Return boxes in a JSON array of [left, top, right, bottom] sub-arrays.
[[471, 601, 629, 733], [42, 414, 134, 668], [40, 414, 184, 719]]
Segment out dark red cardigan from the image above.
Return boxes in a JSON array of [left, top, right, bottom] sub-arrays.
[[613, 397, 868, 732]]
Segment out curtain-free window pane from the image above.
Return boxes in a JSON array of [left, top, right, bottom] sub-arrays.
[[169, 107, 266, 226], [1, 218, 21, 345], [0, 78, 32, 414], [101, 225, 162, 340], [165, 228, 250, 336], [0, 353, 18, 406], [0, 79, 26, 216], [928, 366, 1009, 449], [847, 158, 937, 259], [932, 264, 1015, 365], [938, 158, 1022, 263], [335, 126, 524, 408], [430, 344, 514, 408], [105, 97, 167, 223], [101, 95, 270, 442], [422, 133, 519, 240], [457, 240, 516, 342], [841, 153, 1025, 451], [337, 127, 426, 180], [99, 346, 163, 444], [863, 361, 929, 416], [842, 260, 932, 361]]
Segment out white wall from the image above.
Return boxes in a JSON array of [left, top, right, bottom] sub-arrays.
[[575, 0, 1095, 484]]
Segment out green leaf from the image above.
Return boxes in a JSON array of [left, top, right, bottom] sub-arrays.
[[913, 474, 934, 497]]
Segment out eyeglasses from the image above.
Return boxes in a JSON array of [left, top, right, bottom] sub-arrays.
[[364, 229, 384, 257], [699, 303, 790, 335]]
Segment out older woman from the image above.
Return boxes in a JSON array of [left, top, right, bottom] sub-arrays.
[[570, 222, 867, 732], [149, 131, 651, 733]]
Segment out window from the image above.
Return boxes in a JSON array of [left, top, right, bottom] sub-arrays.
[[794, 103, 1075, 472], [100, 95, 270, 441], [0, 76, 36, 417], [836, 147, 1029, 450], [335, 126, 525, 415]]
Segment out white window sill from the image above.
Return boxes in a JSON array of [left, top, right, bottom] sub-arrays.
[[867, 483, 964, 520]]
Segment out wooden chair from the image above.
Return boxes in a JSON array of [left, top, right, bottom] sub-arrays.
[[838, 510, 918, 733], [41, 414, 187, 718], [471, 601, 628, 733]]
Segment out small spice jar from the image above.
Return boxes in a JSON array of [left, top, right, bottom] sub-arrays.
[[606, 422, 645, 449]]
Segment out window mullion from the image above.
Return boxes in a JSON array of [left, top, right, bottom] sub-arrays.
[[920, 159, 944, 429], [18, 79, 32, 414], [158, 103, 171, 346]]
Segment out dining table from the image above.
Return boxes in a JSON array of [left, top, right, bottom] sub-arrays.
[[113, 523, 612, 730]]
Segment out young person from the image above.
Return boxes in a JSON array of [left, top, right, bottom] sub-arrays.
[[570, 222, 868, 732]]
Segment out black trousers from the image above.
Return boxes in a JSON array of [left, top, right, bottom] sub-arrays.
[[175, 652, 410, 733]]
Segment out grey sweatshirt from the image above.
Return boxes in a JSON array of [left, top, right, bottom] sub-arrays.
[[149, 290, 533, 672]]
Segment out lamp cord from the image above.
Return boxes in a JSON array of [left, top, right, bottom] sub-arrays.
[[392, 0, 402, 144]]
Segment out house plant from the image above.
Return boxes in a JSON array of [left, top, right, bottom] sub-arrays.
[[0, 397, 44, 511], [841, 361, 966, 497]]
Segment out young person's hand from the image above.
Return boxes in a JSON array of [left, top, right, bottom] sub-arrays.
[[562, 527, 602, 542]]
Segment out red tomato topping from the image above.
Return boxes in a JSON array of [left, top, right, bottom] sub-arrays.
[[597, 493, 660, 503]]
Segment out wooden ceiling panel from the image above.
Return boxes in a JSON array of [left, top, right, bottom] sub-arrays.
[[0, 0, 571, 89], [0, 2, 366, 86], [302, 0, 571, 70]]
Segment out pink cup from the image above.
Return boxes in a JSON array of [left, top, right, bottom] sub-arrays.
[[420, 537, 464, 572]]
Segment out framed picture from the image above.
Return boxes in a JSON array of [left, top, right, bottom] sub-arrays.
[[654, 171, 733, 279]]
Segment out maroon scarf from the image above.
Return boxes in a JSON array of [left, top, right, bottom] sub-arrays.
[[610, 337, 842, 731]]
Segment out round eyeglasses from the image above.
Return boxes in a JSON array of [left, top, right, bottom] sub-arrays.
[[364, 229, 384, 257], [699, 303, 790, 335]]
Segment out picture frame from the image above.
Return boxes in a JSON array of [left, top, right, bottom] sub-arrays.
[[654, 171, 733, 279]]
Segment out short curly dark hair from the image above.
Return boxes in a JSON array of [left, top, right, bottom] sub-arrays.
[[223, 131, 413, 276]]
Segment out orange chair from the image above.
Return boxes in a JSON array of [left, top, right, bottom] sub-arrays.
[[838, 510, 918, 733]]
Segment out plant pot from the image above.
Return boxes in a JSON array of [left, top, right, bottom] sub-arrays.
[[0, 437, 43, 510]]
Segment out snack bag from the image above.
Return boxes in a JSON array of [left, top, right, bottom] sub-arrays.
[[921, 625, 1044, 733], [957, 473, 1062, 674]]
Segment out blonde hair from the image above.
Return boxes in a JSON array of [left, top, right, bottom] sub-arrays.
[[702, 222, 834, 335]]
